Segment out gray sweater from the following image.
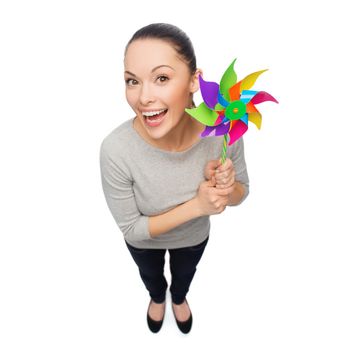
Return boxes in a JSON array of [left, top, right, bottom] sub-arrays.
[[99, 117, 250, 249]]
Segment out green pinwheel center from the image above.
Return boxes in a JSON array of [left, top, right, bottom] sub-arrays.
[[225, 100, 246, 120]]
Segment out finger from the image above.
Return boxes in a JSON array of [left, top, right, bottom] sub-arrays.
[[214, 174, 222, 184], [215, 167, 232, 178], [215, 169, 230, 180], [216, 178, 235, 189], [209, 159, 222, 169], [207, 160, 221, 178], [216, 176, 228, 186], [215, 169, 236, 183], [214, 185, 235, 196], [215, 159, 222, 167], [217, 158, 233, 172], [216, 165, 234, 177], [216, 184, 228, 189], [214, 176, 230, 188], [215, 170, 235, 184]]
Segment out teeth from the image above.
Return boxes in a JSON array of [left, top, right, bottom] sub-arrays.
[[142, 109, 166, 117]]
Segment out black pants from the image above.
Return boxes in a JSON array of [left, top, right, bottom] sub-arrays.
[[125, 236, 209, 305]]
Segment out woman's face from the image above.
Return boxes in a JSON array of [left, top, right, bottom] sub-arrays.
[[124, 38, 200, 140]]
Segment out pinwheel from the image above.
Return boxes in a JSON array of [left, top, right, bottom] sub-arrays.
[[185, 58, 278, 165]]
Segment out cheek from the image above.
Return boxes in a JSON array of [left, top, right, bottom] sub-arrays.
[[125, 89, 138, 108], [165, 84, 190, 108]]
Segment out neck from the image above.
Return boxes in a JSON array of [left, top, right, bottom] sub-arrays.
[[135, 112, 205, 152], [161, 113, 196, 152]]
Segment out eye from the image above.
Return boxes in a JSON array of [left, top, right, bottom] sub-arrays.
[[125, 78, 138, 86], [156, 75, 169, 83]]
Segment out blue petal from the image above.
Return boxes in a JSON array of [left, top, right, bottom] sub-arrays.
[[217, 93, 229, 108], [240, 113, 249, 125], [240, 90, 258, 104]]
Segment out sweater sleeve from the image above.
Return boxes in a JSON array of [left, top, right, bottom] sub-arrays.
[[99, 143, 151, 242], [229, 137, 250, 206]]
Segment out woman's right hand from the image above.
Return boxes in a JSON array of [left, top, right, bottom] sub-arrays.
[[194, 176, 234, 216]]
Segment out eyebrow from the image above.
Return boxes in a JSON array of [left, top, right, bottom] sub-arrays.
[[124, 65, 175, 77]]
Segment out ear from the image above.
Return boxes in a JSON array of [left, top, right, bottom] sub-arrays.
[[189, 68, 203, 94]]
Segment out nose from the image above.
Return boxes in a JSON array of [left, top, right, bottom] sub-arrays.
[[139, 83, 155, 105]]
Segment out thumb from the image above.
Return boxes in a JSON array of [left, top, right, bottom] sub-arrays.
[[211, 159, 221, 168], [207, 159, 221, 177], [210, 175, 217, 187], [215, 159, 222, 168]]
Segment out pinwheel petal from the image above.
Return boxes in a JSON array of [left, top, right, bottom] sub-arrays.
[[217, 93, 229, 108], [250, 91, 279, 104], [201, 126, 214, 137], [214, 114, 225, 126], [240, 113, 248, 125], [246, 101, 259, 113], [199, 75, 219, 109], [240, 69, 268, 92], [229, 81, 241, 101], [228, 120, 248, 145], [248, 112, 262, 129], [185, 103, 218, 126], [214, 103, 225, 111], [215, 122, 231, 135], [220, 58, 237, 101], [201, 122, 230, 137], [240, 90, 258, 104]]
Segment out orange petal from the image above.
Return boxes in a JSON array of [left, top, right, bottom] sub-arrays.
[[229, 81, 241, 101], [246, 101, 259, 113]]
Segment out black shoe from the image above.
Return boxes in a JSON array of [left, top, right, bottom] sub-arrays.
[[172, 299, 193, 334], [147, 299, 165, 333]]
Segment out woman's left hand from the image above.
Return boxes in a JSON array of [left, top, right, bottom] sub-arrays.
[[214, 158, 236, 189]]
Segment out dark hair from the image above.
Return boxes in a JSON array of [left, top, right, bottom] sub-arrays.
[[125, 23, 197, 75]]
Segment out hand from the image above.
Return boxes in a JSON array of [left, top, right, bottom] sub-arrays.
[[204, 159, 236, 189], [214, 158, 236, 190], [195, 176, 234, 216]]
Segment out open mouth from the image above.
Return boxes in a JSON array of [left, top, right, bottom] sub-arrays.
[[142, 109, 168, 127]]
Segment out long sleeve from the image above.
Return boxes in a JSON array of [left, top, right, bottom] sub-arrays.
[[229, 137, 250, 206], [99, 143, 151, 243]]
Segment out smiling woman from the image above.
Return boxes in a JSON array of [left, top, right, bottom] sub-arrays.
[[123, 37, 202, 150], [99, 23, 250, 334]]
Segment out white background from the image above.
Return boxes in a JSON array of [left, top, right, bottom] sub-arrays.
[[1, 0, 349, 349]]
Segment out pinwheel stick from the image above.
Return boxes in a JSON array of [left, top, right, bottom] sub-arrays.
[[220, 134, 228, 165]]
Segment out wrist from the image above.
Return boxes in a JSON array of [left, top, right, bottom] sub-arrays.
[[228, 182, 245, 206], [190, 196, 203, 218]]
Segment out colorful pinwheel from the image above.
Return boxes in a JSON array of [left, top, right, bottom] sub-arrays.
[[185, 58, 278, 164]]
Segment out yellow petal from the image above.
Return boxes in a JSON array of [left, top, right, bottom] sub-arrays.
[[240, 69, 268, 92], [248, 112, 262, 129]]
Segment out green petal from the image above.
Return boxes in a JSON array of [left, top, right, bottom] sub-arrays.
[[214, 103, 225, 111], [219, 58, 237, 101], [185, 103, 218, 126]]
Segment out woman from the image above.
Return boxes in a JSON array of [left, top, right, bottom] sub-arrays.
[[99, 23, 249, 334]]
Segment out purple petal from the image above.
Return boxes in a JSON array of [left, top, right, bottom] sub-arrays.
[[199, 75, 219, 109], [201, 122, 230, 137], [215, 122, 230, 135]]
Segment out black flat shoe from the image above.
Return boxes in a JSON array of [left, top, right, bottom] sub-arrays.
[[172, 299, 193, 334], [147, 299, 165, 333]]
